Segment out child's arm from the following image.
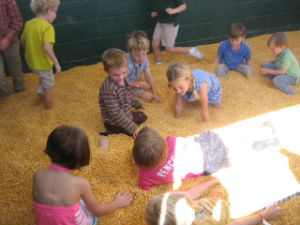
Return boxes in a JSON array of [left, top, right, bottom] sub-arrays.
[[214, 56, 221, 64], [144, 68, 161, 103], [261, 67, 287, 76], [174, 94, 183, 118], [227, 205, 281, 225], [215, 42, 224, 64], [186, 177, 220, 200], [245, 59, 252, 67], [79, 177, 133, 217], [150, 12, 158, 18], [261, 61, 275, 67], [245, 59, 255, 76], [44, 42, 61, 74], [199, 83, 209, 122], [165, 3, 187, 15], [129, 81, 151, 91]]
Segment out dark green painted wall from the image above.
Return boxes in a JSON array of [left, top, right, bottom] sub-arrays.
[[17, 0, 300, 71]]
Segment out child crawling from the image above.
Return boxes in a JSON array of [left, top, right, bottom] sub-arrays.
[[132, 127, 229, 190]]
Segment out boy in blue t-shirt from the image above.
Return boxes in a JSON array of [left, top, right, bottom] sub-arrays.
[[261, 32, 300, 95], [215, 23, 254, 79]]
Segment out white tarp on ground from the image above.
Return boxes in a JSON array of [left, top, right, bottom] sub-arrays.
[[212, 105, 300, 218]]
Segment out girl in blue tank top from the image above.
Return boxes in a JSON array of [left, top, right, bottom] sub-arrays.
[[167, 63, 222, 122]]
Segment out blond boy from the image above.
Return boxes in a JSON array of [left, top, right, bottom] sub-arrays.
[[126, 30, 161, 103], [21, 0, 61, 110]]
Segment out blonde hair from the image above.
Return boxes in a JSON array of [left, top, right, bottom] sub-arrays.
[[228, 23, 246, 38], [267, 32, 289, 48], [166, 63, 200, 100], [30, 0, 60, 14], [133, 127, 167, 169], [146, 193, 194, 225], [102, 48, 128, 71], [126, 30, 150, 53]]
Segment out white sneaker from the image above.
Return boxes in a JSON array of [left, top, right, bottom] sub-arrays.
[[37, 85, 44, 96], [190, 47, 203, 60]]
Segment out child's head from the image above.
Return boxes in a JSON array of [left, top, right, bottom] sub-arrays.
[[126, 30, 150, 65], [30, 0, 60, 22], [45, 126, 91, 170], [146, 192, 195, 225], [166, 63, 199, 99], [267, 32, 288, 56], [102, 48, 129, 85], [228, 23, 246, 49], [228, 23, 246, 39], [133, 127, 167, 169]]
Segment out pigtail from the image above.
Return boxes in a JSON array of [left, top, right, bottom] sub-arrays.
[[191, 77, 201, 100]]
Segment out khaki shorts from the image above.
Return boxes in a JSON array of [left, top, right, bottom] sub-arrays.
[[152, 22, 179, 47], [30, 68, 54, 89], [132, 87, 145, 98]]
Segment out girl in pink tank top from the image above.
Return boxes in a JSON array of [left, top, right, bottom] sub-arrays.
[[33, 126, 133, 225]]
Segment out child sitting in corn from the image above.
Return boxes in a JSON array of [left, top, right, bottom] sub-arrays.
[[214, 23, 254, 79], [126, 30, 161, 103], [33, 126, 133, 225], [132, 127, 229, 190], [261, 32, 300, 95], [99, 48, 147, 138], [167, 63, 222, 122]]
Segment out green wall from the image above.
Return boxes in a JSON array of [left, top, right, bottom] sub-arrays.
[[17, 0, 300, 71]]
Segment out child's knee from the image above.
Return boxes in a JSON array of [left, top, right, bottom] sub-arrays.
[[216, 64, 228, 77], [236, 65, 250, 77], [141, 92, 153, 103], [165, 47, 173, 53], [273, 76, 283, 88]]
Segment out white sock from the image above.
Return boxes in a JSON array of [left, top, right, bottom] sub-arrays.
[[190, 47, 203, 60]]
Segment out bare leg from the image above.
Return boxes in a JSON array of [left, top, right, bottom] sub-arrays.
[[165, 46, 189, 54], [99, 136, 110, 152], [44, 88, 53, 110], [152, 39, 162, 64], [140, 92, 153, 103]]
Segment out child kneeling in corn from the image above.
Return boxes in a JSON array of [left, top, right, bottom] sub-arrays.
[[167, 63, 222, 122]]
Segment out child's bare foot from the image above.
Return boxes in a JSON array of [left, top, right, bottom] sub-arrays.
[[99, 136, 110, 152]]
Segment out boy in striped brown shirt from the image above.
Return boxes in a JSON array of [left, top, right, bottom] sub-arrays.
[[99, 48, 147, 138]]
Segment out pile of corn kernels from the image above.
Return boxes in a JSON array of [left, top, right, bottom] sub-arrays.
[[0, 31, 299, 225]]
